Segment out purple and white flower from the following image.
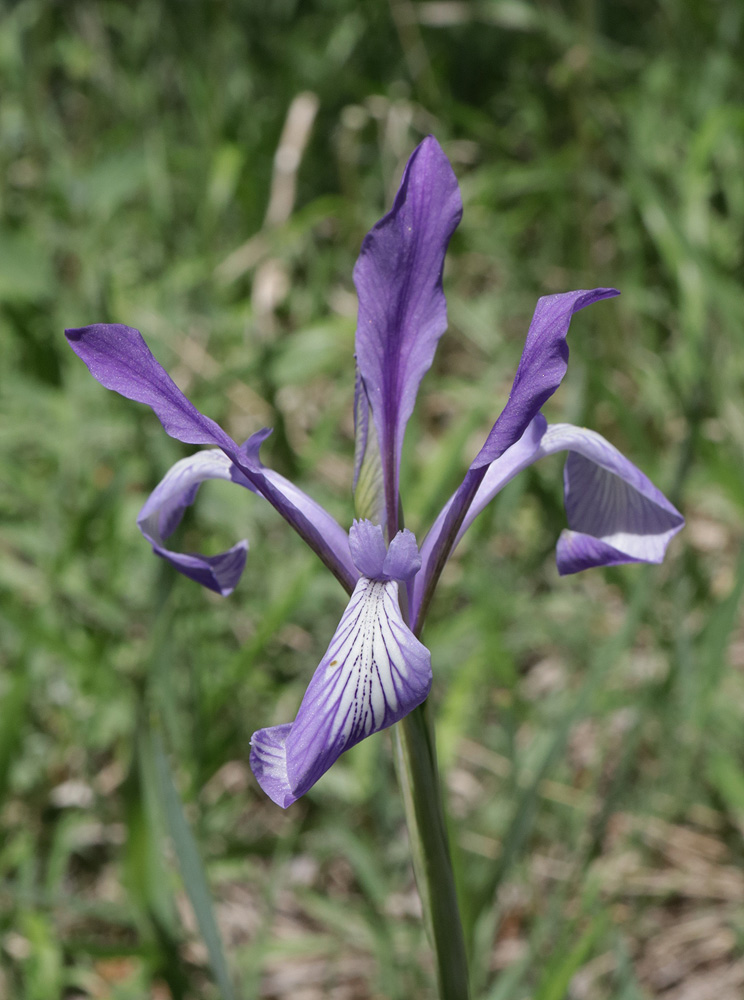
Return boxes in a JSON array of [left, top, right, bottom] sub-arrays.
[[66, 136, 683, 807]]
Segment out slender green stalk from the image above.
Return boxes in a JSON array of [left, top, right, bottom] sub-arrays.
[[393, 701, 470, 1000]]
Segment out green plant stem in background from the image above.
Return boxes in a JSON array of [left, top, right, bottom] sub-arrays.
[[393, 701, 470, 1000]]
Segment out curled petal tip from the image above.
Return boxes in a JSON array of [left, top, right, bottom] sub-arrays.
[[151, 540, 249, 595], [250, 725, 297, 808], [137, 448, 256, 595], [543, 424, 683, 573]]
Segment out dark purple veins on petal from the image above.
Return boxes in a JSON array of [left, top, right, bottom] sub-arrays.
[[250, 574, 432, 807]]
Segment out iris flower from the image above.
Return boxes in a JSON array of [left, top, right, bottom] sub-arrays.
[[66, 137, 683, 808]]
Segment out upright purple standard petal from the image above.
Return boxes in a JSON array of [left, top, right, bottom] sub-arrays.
[[250, 574, 432, 807], [65, 324, 358, 592], [539, 424, 684, 573], [411, 290, 618, 630], [354, 136, 463, 534]]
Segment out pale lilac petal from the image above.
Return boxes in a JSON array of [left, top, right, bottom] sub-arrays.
[[348, 520, 387, 579], [136, 448, 257, 596], [241, 432, 358, 588], [65, 324, 358, 591], [382, 528, 421, 581], [539, 424, 684, 573], [471, 289, 619, 469], [354, 136, 462, 533], [250, 576, 432, 807], [137, 448, 255, 542], [555, 532, 647, 574], [413, 419, 683, 620], [248, 724, 294, 808]]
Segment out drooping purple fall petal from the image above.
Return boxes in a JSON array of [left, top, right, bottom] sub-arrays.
[[539, 423, 684, 573], [65, 324, 358, 591], [353, 136, 462, 534], [137, 447, 255, 595], [413, 417, 683, 620], [250, 574, 432, 807], [410, 290, 619, 631]]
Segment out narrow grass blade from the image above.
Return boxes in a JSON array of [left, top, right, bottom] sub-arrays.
[[0, 667, 28, 804], [532, 914, 607, 1000], [152, 733, 237, 1000]]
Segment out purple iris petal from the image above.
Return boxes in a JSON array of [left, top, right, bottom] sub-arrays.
[[151, 545, 248, 596], [414, 418, 683, 615], [250, 574, 432, 807], [349, 520, 422, 581], [471, 289, 619, 468], [539, 423, 684, 573], [382, 527, 422, 582], [65, 324, 358, 592], [240, 431, 358, 586], [65, 324, 235, 450], [354, 136, 462, 535], [411, 289, 618, 631], [349, 519, 388, 578], [137, 447, 259, 596]]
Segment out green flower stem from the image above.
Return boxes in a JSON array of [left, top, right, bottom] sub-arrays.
[[393, 700, 470, 1000]]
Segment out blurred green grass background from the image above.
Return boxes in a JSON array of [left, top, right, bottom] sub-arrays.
[[1, 1, 743, 997]]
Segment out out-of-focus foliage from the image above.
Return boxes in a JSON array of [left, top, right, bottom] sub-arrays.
[[1, 1, 743, 997]]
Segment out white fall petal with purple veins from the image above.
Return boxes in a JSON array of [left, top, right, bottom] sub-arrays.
[[250, 573, 432, 808]]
